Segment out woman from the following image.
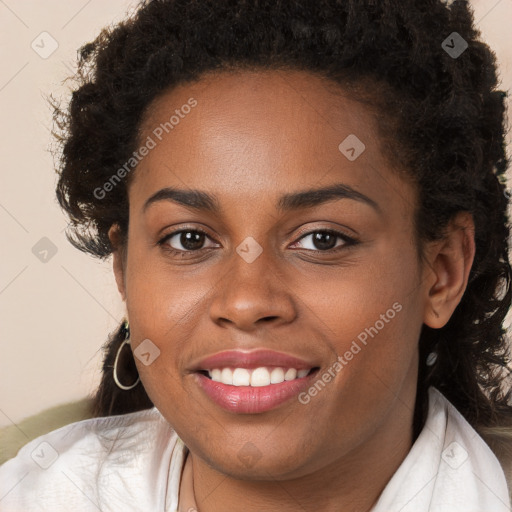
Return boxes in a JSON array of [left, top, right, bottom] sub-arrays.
[[1, 0, 511, 510]]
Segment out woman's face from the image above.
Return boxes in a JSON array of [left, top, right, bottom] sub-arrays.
[[112, 69, 443, 479]]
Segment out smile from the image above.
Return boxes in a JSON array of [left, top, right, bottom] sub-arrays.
[[194, 367, 320, 413], [190, 348, 321, 413], [203, 366, 313, 386]]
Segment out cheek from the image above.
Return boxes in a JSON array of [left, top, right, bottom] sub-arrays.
[[304, 245, 423, 402], [125, 262, 212, 355], [123, 225, 210, 324], [294, 293, 422, 451], [306, 242, 421, 345]]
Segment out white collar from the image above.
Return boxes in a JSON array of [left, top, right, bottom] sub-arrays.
[[371, 386, 510, 511]]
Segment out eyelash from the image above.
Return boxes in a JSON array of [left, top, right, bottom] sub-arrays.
[[157, 227, 359, 257]]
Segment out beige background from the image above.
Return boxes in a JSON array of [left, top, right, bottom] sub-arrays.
[[0, 0, 511, 428]]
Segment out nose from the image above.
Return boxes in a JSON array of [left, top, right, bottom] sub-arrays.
[[209, 246, 297, 332]]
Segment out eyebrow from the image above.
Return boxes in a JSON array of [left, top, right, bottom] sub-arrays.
[[143, 183, 380, 214]]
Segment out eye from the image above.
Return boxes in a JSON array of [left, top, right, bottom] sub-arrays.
[[159, 229, 219, 253], [158, 227, 357, 256], [292, 229, 356, 252]]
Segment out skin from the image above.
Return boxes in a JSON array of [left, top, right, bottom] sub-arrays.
[[109, 69, 475, 512]]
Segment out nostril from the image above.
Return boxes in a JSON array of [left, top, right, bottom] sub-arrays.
[[260, 316, 279, 323]]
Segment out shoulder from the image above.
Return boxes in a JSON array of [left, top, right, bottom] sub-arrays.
[[0, 407, 179, 511], [478, 425, 512, 501], [430, 387, 512, 504], [0, 398, 93, 464]]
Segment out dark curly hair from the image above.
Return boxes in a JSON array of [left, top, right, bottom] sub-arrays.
[[53, 0, 512, 434]]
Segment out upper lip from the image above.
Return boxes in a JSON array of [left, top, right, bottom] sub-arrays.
[[190, 349, 318, 371]]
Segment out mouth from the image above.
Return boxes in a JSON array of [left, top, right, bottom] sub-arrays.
[[194, 365, 321, 414], [197, 366, 319, 386], [190, 348, 322, 413]]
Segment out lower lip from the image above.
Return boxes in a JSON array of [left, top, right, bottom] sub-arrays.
[[194, 371, 318, 414]]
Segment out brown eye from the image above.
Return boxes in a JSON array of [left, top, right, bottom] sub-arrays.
[[161, 229, 217, 252], [293, 230, 356, 252], [310, 232, 338, 251]]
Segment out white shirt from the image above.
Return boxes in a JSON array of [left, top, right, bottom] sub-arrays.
[[0, 387, 509, 511]]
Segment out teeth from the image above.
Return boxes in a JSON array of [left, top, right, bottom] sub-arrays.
[[270, 367, 285, 384], [284, 368, 297, 381], [221, 368, 233, 385], [207, 367, 311, 386], [232, 368, 250, 386], [251, 367, 271, 387]]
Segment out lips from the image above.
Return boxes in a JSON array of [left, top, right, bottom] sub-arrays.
[[190, 349, 321, 414]]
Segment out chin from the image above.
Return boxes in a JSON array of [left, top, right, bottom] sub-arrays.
[[196, 443, 320, 481]]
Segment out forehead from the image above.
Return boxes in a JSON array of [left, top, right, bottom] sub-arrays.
[[131, 69, 412, 215], [138, 68, 380, 154]]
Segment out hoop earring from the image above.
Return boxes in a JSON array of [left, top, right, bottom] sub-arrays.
[[113, 321, 141, 391]]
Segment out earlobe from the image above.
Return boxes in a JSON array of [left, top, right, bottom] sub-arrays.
[[108, 224, 127, 301], [423, 212, 475, 329]]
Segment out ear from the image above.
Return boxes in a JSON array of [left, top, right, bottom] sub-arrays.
[[423, 211, 476, 328], [108, 224, 127, 301]]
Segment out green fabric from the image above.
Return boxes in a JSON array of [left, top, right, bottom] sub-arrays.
[[0, 398, 94, 465]]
